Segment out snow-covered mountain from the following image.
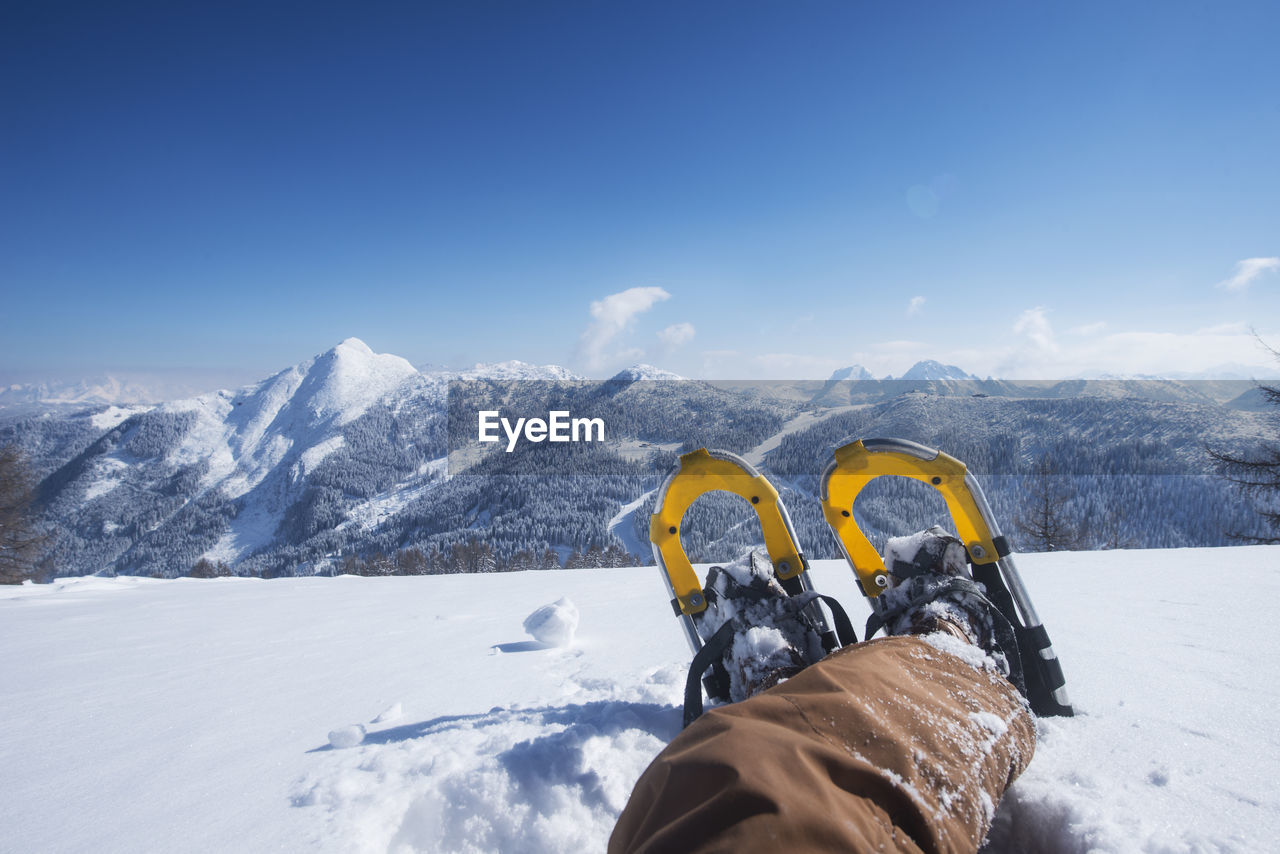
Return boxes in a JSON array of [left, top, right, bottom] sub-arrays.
[[22, 339, 442, 576], [10, 341, 738, 577], [270, 337, 420, 426], [818, 359, 980, 383], [609, 364, 686, 382], [459, 360, 582, 382], [825, 361, 975, 382], [896, 360, 975, 381], [4, 339, 1275, 579], [827, 365, 875, 382]]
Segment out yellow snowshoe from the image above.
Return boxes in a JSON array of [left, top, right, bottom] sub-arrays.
[[650, 448, 854, 724], [820, 437, 1073, 717]]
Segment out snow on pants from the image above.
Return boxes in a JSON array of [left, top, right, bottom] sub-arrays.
[[609, 635, 1036, 854]]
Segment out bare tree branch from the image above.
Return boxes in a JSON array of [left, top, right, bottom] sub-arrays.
[[1206, 338, 1280, 543]]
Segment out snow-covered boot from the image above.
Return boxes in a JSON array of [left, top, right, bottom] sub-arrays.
[[867, 526, 1027, 697], [696, 548, 823, 701], [682, 548, 856, 726]]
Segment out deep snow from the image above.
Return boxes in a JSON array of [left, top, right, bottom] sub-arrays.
[[2, 546, 1278, 853]]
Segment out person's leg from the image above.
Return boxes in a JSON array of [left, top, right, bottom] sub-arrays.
[[609, 633, 1034, 854]]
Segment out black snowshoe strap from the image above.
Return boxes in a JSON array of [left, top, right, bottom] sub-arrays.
[[682, 594, 859, 728], [863, 577, 1027, 698], [800, 592, 859, 648], [683, 621, 735, 728], [865, 576, 973, 639]]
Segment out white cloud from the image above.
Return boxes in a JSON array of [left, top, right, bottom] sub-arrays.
[[657, 322, 695, 350], [682, 301, 1276, 381], [1195, 321, 1250, 336], [1067, 329, 1271, 377], [577, 287, 671, 372], [1012, 307, 1057, 353], [688, 315, 1278, 381], [1069, 321, 1108, 336], [697, 350, 849, 379], [1216, 257, 1280, 293], [907, 296, 926, 316], [983, 312, 1277, 379]]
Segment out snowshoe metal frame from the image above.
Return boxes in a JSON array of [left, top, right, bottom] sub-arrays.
[[650, 448, 826, 657], [821, 437, 1074, 717]]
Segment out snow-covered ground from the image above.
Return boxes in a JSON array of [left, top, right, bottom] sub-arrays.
[[2, 546, 1277, 853]]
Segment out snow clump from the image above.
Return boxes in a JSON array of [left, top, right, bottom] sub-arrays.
[[327, 724, 366, 749], [882, 525, 968, 578], [523, 596, 579, 647], [372, 702, 403, 724]]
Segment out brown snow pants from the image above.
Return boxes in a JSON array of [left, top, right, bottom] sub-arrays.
[[609, 635, 1035, 854]]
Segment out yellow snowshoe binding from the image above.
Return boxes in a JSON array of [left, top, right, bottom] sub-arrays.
[[820, 437, 1073, 717], [650, 448, 854, 724]]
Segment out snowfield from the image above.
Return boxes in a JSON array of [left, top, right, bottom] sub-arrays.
[[2, 546, 1278, 853]]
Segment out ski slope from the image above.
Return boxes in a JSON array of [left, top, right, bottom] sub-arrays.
[[740, 405, 861, 468], [2, 546, 1277, 853], [605, 488, 654, 560]]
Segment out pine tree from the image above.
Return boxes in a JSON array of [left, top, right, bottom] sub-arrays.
[[1014, 455, 1084, 552], [340, 553, 367, 576], [396, 548, 428, 576], [0, 445, 48, 584], [190, 558, 219, 579], [476, 541, 497, 573], [1208, 349, 1280, 543], [446, 541, 467, 573], [601, 544, 631, 567]]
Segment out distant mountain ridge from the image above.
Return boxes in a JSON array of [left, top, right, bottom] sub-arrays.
[[457, 360, 582, 382], [0, 348, 581, 416], [1, 375, 207, 412], [1, 339, 1275, 579], [10, 351, 1274, 415]]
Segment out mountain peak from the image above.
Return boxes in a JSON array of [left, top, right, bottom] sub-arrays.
[[335, 337, 375, 356], [827, 365, 875, 382], [298, 339, 418, 424], [610, 364, 685, 382], [899, 360, 974, 381]]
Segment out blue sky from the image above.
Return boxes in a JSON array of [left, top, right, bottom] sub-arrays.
[[2, 0, 1277, 386]]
